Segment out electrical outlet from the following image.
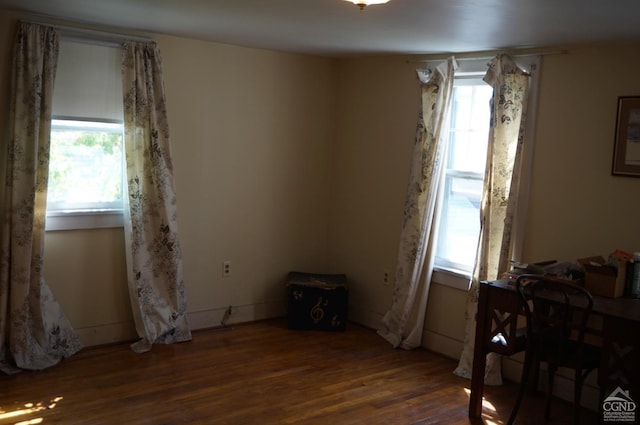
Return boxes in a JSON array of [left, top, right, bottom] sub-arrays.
[[222, 260, 231, 277], [383, 269, 390, 285]]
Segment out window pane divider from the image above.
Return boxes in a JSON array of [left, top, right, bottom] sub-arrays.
[[444, 169, 483, 180]]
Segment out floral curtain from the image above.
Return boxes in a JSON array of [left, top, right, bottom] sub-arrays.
[[378, 58, 457, 349], [0, 22, 83, 374], [121, 41, 192, 353], [453, 54, 539, 385]]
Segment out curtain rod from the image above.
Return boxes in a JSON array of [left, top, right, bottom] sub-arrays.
[[21, 20, 153, 46], [405, 47, 568, 64]]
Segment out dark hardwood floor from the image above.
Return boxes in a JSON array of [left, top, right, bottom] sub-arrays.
[[0, 319, 598, 424]]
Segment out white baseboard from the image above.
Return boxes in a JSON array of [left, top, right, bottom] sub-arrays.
[[75, 299, 287, 347], [75, 321, 138, 347], [420, 331, 599, 412], [422, 329, 463, 360], [501, 352, 600, 411], [188, 300, 286, 330], [347, 306, 384, 331]]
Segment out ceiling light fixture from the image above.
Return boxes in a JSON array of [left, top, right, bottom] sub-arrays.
[[343, 0, 391, 11]]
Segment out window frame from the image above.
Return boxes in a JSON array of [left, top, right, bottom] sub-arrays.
[[432, 72, 491, 283], [45, 117, 126, 232]]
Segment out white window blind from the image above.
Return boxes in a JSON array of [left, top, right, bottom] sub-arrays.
[[52, 40, 123, 121]]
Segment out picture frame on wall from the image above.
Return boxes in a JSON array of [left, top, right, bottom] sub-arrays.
[[612, 96, 640, 177]]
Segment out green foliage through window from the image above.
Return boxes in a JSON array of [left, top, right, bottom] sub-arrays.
[[48, 120, 124, 212]]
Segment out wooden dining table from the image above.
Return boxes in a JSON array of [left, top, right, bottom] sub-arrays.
[[468, 278, 640, 419]]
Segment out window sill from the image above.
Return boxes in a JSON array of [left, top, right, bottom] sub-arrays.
[[46, 210, 124, 231], [432, 267, 472, 291]]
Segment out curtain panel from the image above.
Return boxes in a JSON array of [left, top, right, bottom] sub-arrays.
[[454, 54, 538, 385], [121, 41, 192, 353], [378, 58, 457, 349], [0, 22, 83, 373]]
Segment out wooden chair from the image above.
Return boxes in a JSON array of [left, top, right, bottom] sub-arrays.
[[507, 275, 601, 425]]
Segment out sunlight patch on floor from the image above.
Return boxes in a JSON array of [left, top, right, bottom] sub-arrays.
[[463, 387, 497, 412], [0, 397, 62, 424], [15, 418, 43, 425]]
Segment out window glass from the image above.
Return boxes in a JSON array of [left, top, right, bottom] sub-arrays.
[[47, 119, 124, 213], [434, 80, 492, 274]]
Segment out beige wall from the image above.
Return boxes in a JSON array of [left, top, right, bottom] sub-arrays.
[[157, 33, 337, 325], [329, 56, 418, 327], [330, 46, 640, 351], [525, 45, 640, 261], [0, 10, 337, 345], [1, 9, 639, 354]]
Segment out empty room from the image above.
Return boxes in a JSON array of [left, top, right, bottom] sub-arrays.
[[0, 1, 639, 424]]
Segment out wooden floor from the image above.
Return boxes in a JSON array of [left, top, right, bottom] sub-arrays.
[[0, 319, 598, 425]]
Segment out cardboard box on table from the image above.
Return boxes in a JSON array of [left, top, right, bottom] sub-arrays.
[[578, 256, 626, 298]]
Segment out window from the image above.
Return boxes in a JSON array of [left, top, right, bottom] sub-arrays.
[[48, 119, 124, 212], [434, 75, 493, 275], [46, 39, 124, 231]]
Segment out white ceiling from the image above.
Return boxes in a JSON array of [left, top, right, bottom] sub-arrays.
[[1, 0, 640, 57]]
